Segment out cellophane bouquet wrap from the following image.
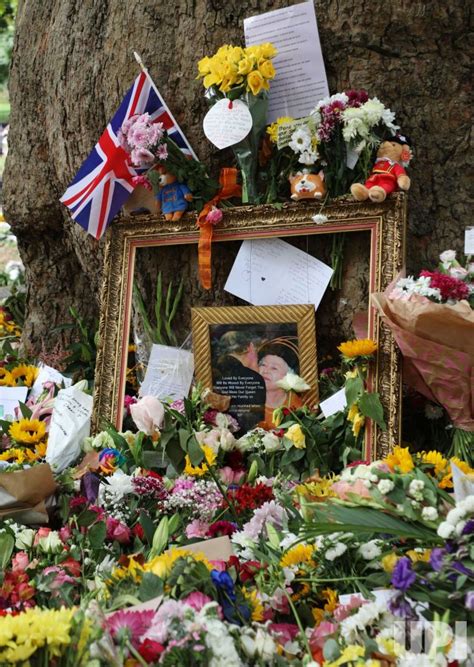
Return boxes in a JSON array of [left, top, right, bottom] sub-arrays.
[[372, 261, 474, 462], [197, 43, 277, 203]]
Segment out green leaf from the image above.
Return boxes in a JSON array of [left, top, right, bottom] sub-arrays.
[[266, 523, 281, 549], [77, 509, 100, 528], [323, 639, 341, 661], [151, 516, 169, 556], [165, 440, 186, 473], [168, 513, 181, 536], [142, 450, 165, 469], [88, 521, 106, 549], [18, 401, 32, 419], [345, 376, 364, 407], [184, 432, 204, 466], [358, 392, 386, 430], [140, 510, 156, 544], [0, 532, 14, 569], [138, 572, 164, 602]]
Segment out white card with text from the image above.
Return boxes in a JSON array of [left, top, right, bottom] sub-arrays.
[[140, 345, 194, 400], [244, 1, 329, 123], [0, 387, 28, 419], [319, 388, 347, 418]]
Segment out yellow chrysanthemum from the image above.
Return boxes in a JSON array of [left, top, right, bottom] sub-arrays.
[[421, 450, 448, 476], [184, 445, 217, 477], [381, 553, 400, 573], [406, 549, 431, 564], [0, 367, 15, 387], [312, 587, 339, 625], [9, 418, 47, 445], [243, 589, 265, 621], [280, 543, 315, 568], [145, 548, 212, 579], [266, 116, 294, 143], [11, 364, 39, 387], [338, 339, 378, 359], [384, 445, 414, 473]]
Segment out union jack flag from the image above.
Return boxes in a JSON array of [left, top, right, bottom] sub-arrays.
[[60, 71, 196, 239]]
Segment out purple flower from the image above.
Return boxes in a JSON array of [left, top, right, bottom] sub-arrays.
[[429, 547, 445, 572], [465, 591, 474, 611], [462, 519, 474, 536], [388, 592, 418, 620], [391, 557, 416, 592]]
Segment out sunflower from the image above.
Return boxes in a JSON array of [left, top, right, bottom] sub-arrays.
[[11, 364, 39, 387], [312, 587, 339, 625], [280, 543, 315, 568], [289, 571, 311, 602], [384, 445, 414, 473], [243, 589, 265, 621], [338, 339, 378, 359], [420, 450, 448, 477], [439, 456, 474, 489], [9, 418, 47, 445], [184, 445, 217, 477], [0, 367, 15, 387]]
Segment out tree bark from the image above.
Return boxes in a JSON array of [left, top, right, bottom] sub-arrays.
[[3, 0, 472, 354]]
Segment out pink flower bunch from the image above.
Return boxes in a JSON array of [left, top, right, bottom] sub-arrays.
[[164, 479, 222, 521], [316, 90, 368, 142], [205, 206, 223, 226], [420, 270, 470, 302], [118, 113, 165, 167], [132, 473, 168, 502], [131, 175, 152, 191]]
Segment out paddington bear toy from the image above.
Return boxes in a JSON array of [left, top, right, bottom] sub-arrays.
[[155, 166, 193, 221], [350, 134, 412, 203]]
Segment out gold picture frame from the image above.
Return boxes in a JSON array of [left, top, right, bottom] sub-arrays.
[[192, 304, 317, 432], [93, 193, 407, 459]]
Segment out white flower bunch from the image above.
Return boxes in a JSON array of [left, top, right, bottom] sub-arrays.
[[390, 276, 442, 301], [437, 494, 474, 539], [341, 464, 379, 484], [99, 469, 136, 510], [340, 600, 391, 643], [315, 531, 353, 561], [358, 539, 383, 561], [288, 126, 319, 166], [238, 625, 277, 661], [276, 372, 310, 393]]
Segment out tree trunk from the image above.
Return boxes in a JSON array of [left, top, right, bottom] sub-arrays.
[[3, 0, 472, 355]]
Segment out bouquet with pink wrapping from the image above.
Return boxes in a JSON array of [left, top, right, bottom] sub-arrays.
[[372, 258, 474, 462]]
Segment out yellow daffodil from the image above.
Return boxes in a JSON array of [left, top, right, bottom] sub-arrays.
[[285, 423, 306, 449], [338, 339, 378, 359], [11, 364, 39, 387], [247, 69, 265, 96], [9, 418, 46, 445], [384, 445, 414, 473], [259, 42, 278, 59], [259, 59, 276, 79], [238, 56, 254, 75], [0, 367, 14, 387], [184, 444, 216, 476], [280, 543, 315, 568]]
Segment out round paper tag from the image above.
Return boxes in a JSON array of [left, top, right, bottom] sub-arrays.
[[203, 98, 252, 150]]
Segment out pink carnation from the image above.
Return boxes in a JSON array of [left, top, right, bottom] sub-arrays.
[[420, 270, 470, 302], [205, 206, 223, 226], [185, 519, 210, 539]]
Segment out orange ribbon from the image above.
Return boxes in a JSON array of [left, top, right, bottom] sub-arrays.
[[197, 167, 241, 290]]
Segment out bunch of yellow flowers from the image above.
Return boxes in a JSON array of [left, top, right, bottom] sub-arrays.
[[197, 42, 277, 95]]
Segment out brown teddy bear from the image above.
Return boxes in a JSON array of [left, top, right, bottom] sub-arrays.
[[350, 134, 412, 203]]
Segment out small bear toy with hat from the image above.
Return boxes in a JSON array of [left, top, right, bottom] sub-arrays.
[[350, 133, 413, 203]]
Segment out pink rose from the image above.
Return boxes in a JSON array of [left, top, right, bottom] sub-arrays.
[[12, 551, 30, 572], [331, 479, 371, 500], [130, 396, 165, 435], [205, 207, 223, 226], [33, 527, 51, 547], [219, 466, 245, 485], [43, 566, 75, 590], [106, 517, 132, 544]]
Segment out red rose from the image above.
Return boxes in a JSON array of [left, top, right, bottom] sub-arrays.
[[138, 639, 165, 662]]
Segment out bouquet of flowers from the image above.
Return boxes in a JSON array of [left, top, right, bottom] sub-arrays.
[[197, 43, 278, 203], [118, 113, 219, 210], [273, 90, 401, 197], [372, 249, 474, 463]]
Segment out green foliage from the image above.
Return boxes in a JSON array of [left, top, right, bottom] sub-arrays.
[[133, 272, 183, 347], [53, 307, 97, 385]]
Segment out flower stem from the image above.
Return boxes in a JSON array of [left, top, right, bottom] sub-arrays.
[[207, 465, 242, 528], [282, 587, 312, 657]]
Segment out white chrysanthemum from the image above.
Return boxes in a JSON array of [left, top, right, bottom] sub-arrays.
[[377, 479, 395, 495], [381, 107, 399, 132], [360, 97, 385, 125], [325, 542, 348, 561], [421, 506, 438, 521], [298, 149, 319, 165], [437, 521, 455, 539], [358, 539, 382, 560], [289, 127, 312, 153]]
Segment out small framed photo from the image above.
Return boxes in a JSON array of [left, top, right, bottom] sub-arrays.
[[192, 304, 317, 432]]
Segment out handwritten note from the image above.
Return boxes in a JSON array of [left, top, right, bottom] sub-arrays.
[[224, 238, 333, 310], [464, 227, 474, 255], [140, 345, 194, 401], [203, 99, 252, 149], [0, 387, 28, 419], [319, 388, 347, 418], [244, 1, 329, 123]]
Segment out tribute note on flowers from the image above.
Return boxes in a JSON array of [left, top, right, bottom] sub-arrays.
[[244, 1, 329, 123]]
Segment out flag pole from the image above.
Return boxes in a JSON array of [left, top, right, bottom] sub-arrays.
[[133, 51, 198, 160]]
